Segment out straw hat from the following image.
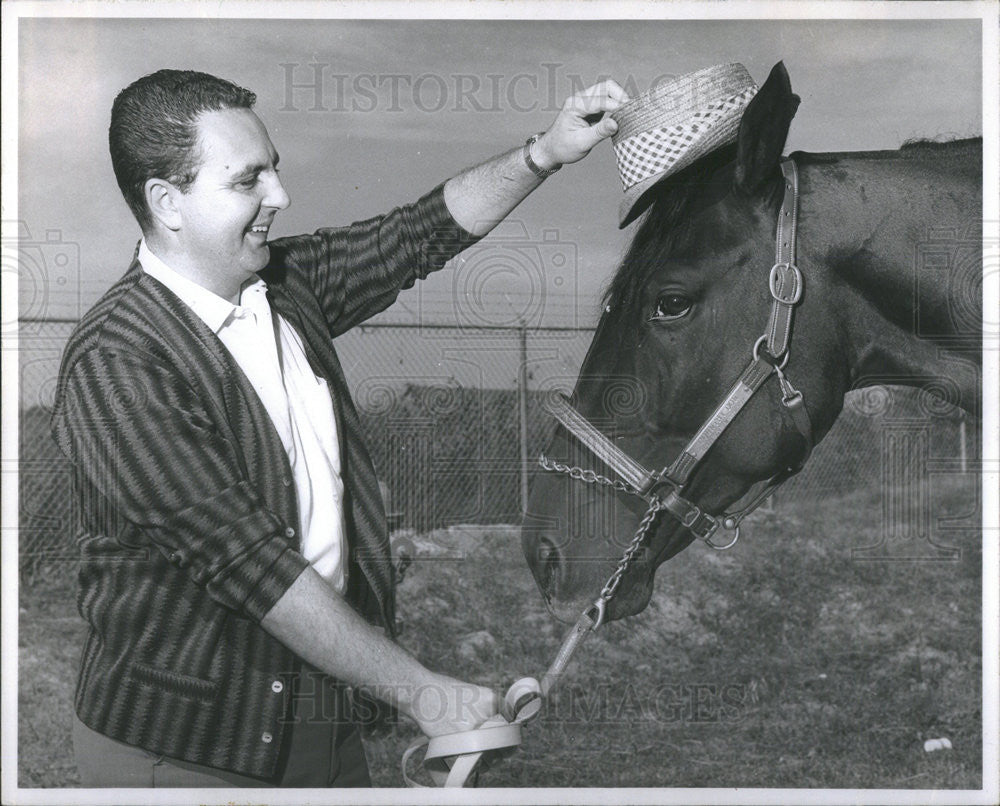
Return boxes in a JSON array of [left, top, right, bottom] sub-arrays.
[[611, 63, 758, 228]]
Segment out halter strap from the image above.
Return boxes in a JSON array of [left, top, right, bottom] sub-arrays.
[[765, 160, 802, 359], [664, 356, 774, 486]]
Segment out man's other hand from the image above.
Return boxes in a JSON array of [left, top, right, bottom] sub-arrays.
[[410, 675, 501, 738]]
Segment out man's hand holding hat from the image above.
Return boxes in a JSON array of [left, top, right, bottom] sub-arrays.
[[530, 79, 632, 171]]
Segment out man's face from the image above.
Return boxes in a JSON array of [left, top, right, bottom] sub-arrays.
[[172, 107, 290, 286]]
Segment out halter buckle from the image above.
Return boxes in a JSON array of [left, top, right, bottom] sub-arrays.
[[769, 262, 803, 305], [679, 505, 700, 529]]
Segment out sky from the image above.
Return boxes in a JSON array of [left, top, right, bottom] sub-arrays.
[[13, 12, 985, 327]]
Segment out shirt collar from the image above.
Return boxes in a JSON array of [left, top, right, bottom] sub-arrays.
[[137, 240, 267, 334]]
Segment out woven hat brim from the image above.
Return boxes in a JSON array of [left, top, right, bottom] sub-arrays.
[[617, 111, 743, 228]]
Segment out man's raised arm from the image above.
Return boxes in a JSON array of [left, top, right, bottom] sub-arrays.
[[443, 80, 629, 235]]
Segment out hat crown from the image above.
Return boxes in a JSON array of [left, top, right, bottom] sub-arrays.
[[611, 63, 759, 227], [611, 63, 756, 141]]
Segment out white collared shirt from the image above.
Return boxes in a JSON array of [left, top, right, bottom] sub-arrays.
[[138, 241, 347, 593]]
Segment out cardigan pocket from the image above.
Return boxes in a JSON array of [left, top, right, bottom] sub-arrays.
[[128, 661, 220, 703]]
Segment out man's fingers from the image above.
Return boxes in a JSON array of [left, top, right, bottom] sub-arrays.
[[600, 79, 631, 105], [596, 116, 619, 138], [565, 79, 631, 116], [582, 78, 630, 104]]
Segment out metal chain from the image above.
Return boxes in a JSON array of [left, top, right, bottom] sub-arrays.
[[598, 499, 662, 603], [538, 453, 639, 495], [537, 453, 663, 611]]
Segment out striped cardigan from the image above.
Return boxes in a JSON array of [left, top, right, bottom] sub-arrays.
[[50, 184, 476, 781]]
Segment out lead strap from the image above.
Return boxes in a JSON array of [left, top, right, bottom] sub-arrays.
[[402, 607, 599, 787]]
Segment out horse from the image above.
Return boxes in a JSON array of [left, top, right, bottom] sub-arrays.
[[522, 62, 982, 625]]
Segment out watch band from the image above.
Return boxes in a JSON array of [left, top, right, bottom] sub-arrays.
[[523, 133, 561, 178]]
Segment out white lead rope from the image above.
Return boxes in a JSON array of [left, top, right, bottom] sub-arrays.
[[402, 607, 601, 787]]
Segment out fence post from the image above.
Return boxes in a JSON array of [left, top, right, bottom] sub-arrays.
[[519, 320, 529, 516], [959, 413, 967, 474]]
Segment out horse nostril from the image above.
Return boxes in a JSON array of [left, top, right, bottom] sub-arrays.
[[536, 538, 561, 595]]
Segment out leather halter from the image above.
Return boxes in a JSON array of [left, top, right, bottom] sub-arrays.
[[540, 158, 813, 550]]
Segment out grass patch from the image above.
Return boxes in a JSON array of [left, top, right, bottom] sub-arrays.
[[18, 567, 84, 788]]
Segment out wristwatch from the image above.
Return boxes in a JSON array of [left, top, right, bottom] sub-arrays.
[[523, 132, 561, 179]]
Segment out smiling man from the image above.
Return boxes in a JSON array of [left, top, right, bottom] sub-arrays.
[[50, 69, 626, 788]]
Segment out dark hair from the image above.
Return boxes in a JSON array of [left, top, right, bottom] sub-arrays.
[[109, 69, 257, 230]]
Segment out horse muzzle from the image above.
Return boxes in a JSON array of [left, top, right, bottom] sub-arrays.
[[521, 502, 659, 624]]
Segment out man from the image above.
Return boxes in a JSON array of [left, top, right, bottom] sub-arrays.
[[50, 69, 627, 787]]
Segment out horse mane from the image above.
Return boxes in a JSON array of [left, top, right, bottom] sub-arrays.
[[897, 137, 983, 173]]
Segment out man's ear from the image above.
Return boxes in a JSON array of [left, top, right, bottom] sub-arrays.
[[144, 178, 182, 232], [734, 61, 800, 195]]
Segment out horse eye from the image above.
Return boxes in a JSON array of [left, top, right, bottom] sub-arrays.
[[651, 294, 693, 321]]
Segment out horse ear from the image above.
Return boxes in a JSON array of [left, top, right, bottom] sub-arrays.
[[734, 62, 800, 194]]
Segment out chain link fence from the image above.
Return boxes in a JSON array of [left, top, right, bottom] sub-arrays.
[[16, 319, 978, 581]]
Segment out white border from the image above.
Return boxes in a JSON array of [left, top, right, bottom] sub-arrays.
[[1, 2, 22, 804], [2, 2, 997, 805], [1, 0, 996, 20]]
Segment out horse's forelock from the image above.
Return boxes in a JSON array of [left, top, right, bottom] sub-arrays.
[[602, 145, 740, 317]]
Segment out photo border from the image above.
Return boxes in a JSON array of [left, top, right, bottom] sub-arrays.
[[2, 2, 997, 805]]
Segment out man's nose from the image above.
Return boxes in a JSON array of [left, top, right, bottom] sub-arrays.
[[264, 172, 290, 211]]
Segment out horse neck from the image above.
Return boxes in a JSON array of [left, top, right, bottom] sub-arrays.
[[795, 143, 982, 413]]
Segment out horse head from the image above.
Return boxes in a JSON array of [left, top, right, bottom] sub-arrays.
[[523, 61, 983, 624]]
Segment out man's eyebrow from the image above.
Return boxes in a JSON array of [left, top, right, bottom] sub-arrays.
[[232, 152, 280, 177]]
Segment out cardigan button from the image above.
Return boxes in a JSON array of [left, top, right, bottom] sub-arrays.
[[284, 527, 296, 539], [261, 732, 273, 744], [271, 680, 284, 693], [282, 475, 292, 487]]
